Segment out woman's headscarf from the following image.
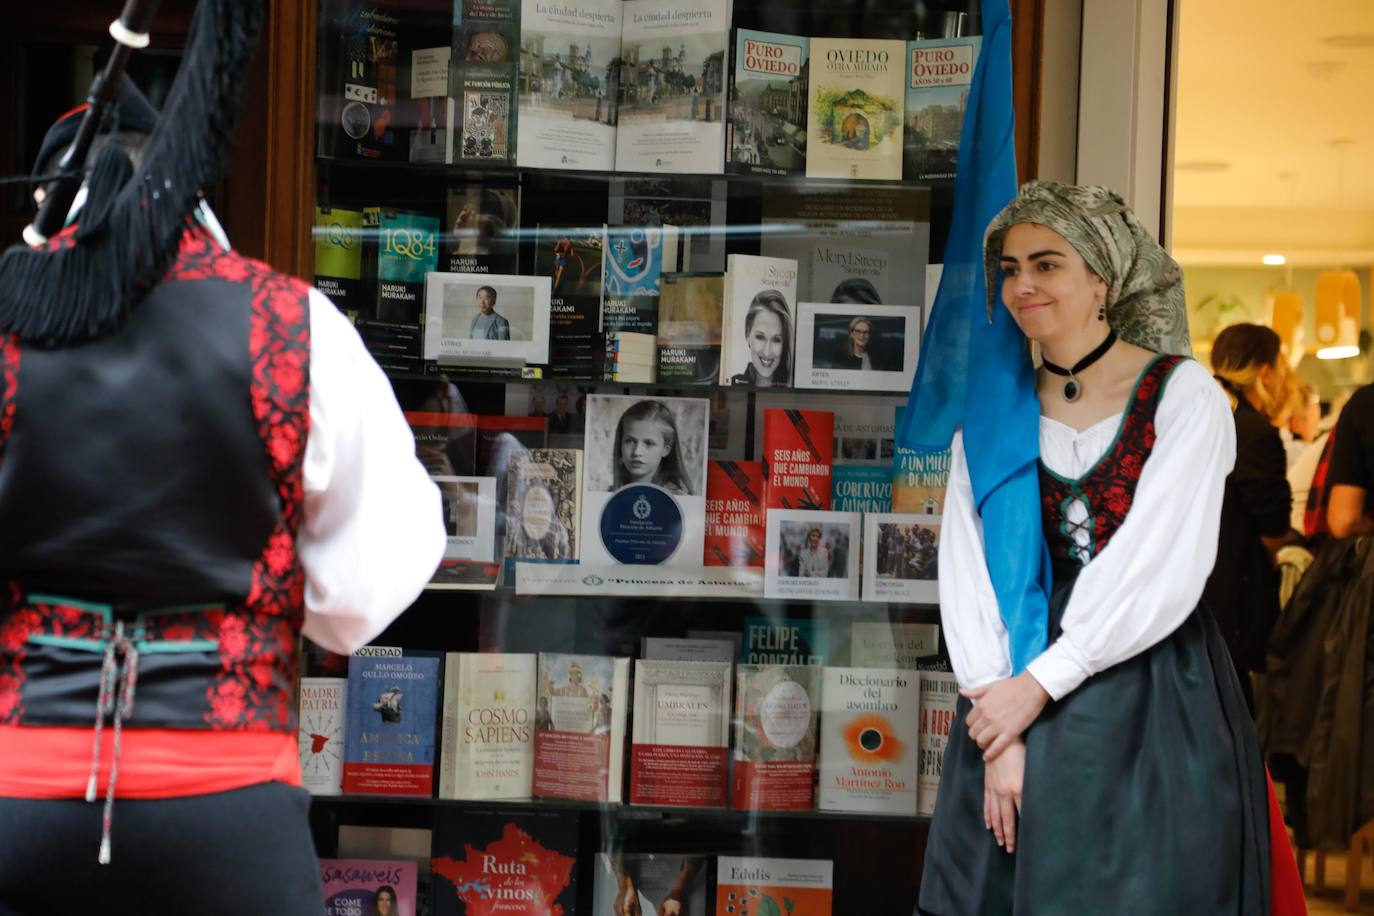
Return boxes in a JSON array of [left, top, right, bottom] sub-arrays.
[[983, 181, 1190, 355]]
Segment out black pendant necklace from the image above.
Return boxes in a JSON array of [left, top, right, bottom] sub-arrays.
[[1041, 331, 1117, 402]]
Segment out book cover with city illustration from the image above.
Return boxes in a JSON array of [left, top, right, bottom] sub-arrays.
[[615, 0, 730, 174], [903, 37, 980, 182], [451, 0, 520, 164], [727, 29, 809, 177], [805, 38, 905, 180], [516, 0, 622, 170]]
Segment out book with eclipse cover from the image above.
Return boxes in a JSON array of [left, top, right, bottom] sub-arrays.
[[816, 665, 920, 814]]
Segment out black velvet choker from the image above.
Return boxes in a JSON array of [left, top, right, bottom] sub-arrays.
[[1041, 331, 1117, 402]]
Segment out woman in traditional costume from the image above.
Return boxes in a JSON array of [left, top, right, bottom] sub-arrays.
[[915, 182, 1304, 915]]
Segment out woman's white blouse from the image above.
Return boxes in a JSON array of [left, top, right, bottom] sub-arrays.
[[938, 359, 1237, 700]]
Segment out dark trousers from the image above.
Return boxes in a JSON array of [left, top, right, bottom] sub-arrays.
[[0, 782, 324, 916]]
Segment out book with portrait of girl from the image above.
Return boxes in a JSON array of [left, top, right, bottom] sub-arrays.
[[579, 394, 711, 568]]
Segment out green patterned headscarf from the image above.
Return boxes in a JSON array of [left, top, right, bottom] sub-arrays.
[[983, 181, 1190, 355]]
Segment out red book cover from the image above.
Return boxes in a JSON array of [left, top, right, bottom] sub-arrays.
[[762, 408, 835, 511], [405, 411, 478, 477], [704, 460, 766, 567]]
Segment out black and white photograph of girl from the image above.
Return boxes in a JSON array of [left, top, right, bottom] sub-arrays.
[[583, 395, 708, 496], [729, 289, 794, 387], [581, 394, 711, 568]]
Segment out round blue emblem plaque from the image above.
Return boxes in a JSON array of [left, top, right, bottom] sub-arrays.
[[599, 484, 684, 564]]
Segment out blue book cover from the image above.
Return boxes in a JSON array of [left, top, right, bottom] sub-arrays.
[[376, 209, 440, 324], [342, 652, 441, 796], [832, 464, 893, 514], [892, 406, 950, 515], [741, 617, 829, 666]]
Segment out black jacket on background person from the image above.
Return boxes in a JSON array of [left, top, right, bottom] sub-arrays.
[[1260, 537, 1374, 848], [1203, 397, 1292, 675]]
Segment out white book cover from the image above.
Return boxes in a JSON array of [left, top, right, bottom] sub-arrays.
[[615, 0, 730, 174], [805, 38, 905, 180], [817, 666, 921, 814], [918, 670, 958, 817], [439, 652, 537, 800], [516, 0, 622, 170], [848, 622, 940, 669], [861, 513, 940, 603], [715, 857, 833, 914], [533, 653, 630, 802], [795, 301, 921, 392], [433, 475, 498, 561], [764, 509, 861, 602], [422, 272, 551, 365], [720, 254, 799, 387], [630, 659, 732, 806], [579, 394, 710, 567], [299, 677, 347, 796], [641, 636, 736, 663]]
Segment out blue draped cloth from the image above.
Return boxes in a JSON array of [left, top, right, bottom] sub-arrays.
[[897, 0, 1052, 673]]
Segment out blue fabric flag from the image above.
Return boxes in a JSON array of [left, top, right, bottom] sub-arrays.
[[897, 0, 1052, 673]]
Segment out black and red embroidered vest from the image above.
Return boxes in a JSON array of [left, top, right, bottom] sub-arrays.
[[0, 229, 310, 733], [1038, 355, 1184, 570]]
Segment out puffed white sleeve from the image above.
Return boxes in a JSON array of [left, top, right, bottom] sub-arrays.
[[1024, 360, 1236, 700], [297, 289, 447, 654], [939, 431, 1014, 689]]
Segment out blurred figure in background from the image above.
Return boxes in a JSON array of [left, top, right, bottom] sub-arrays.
[[1203, 323, 1298, 711]]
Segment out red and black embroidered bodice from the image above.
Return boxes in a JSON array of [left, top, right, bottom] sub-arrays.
[[0, 228, 311, 733], [1038, 355, 1184, 571]]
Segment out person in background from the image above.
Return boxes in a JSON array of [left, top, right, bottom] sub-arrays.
[[1203, 323, 1297, 711], [1283, 382, 1323, 467], [469, 285, 511, 340], [1325, 380, 1374, 538], [1286, 383, 1333, 534]]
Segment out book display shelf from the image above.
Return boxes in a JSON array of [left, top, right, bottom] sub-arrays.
[[299, 1, 1015, 912]]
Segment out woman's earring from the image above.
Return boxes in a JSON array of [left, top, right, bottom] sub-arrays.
[[1097, 300, 1106, 321]]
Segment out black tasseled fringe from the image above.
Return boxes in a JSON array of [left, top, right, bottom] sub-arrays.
[[0, 0, 265, 347]]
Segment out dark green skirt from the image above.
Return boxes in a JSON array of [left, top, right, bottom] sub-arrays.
[[918, 572, 1272, 915]]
